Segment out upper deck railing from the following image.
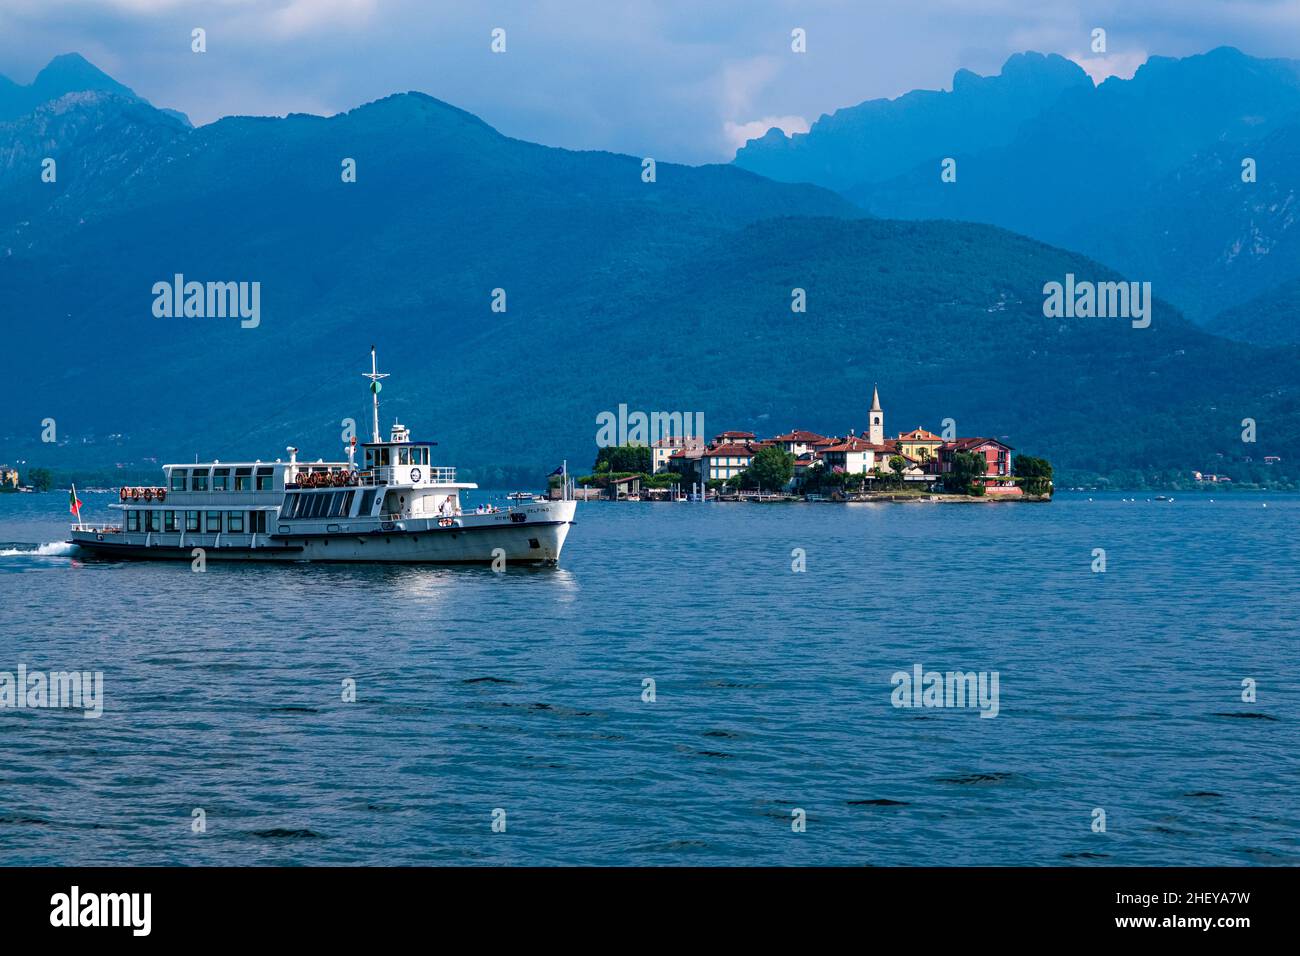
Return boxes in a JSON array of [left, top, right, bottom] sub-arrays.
[[363, 465, 457, 485], [285, 465, 458, 488]]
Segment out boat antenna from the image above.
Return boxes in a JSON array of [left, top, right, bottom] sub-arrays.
[[362, 345, 389, 445]]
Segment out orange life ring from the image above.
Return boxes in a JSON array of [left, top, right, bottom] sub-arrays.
[[156, 489, 166, 503], [132, 487, 143, 500], [119, 487, 128, 502], [143, 488, 155, 501]]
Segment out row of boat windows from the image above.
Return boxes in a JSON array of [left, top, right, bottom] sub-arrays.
[[364, 447, 429, 467], [279, 489, 375, 520], [126, 510, 269, 533], [169, 466, 275, 492]]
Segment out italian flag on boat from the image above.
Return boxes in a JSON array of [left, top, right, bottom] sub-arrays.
[[69, 485, 83, 520]]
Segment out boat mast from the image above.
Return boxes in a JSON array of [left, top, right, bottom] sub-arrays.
[[362, 345, 389, 445]]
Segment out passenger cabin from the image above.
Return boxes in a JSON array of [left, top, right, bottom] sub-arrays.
[[111, 421, 477, 545], [278, 420, 476, 532], [116, 459, 297, 542]]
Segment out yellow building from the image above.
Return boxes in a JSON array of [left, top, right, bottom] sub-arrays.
[[894, 428, 944, 467]]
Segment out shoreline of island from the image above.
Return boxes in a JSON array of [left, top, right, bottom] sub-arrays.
[[567, 387, 1054, 504]]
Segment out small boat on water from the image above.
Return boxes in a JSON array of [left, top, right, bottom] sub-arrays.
[[67, 349, 577, 566]]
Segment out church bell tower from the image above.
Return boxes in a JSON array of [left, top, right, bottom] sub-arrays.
[[868, 385, 884, 445]]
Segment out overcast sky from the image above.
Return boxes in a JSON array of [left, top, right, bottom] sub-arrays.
[[2, 0, 1299, 164]]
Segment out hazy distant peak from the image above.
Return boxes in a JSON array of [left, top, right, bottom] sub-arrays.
[[345, 90, 501, 132], [1000, 51, 1090, 81], [0, 52, 190, 126], [734, 48, 1092, 190], [32, 52, 135, 98]]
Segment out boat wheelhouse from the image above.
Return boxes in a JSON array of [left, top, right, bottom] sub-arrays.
[[69, 349, 576, 565]]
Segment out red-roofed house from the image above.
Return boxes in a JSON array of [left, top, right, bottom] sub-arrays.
[[666, 443, 705, 482], [712, 430, 756, 445], [651, 435, 703, 474], [701, 442, 758, 482], [939, 438, 1015, 488], [820, 436, 873, 474], [768, 430, 830, 456]]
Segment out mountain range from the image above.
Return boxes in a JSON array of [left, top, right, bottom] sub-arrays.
[[1, 53, 1297, 487], [0, 52, 189, 126], [736, 47, 1300, 337]]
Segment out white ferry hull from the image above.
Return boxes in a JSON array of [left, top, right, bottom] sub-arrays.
[[70, 500, 576, 567]]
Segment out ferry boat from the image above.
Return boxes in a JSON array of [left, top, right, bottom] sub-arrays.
[[67, 349, 577, 566]]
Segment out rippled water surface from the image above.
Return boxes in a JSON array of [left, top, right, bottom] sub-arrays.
[[1, 491, 1297, 865]]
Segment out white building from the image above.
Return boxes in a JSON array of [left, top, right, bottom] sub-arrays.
[[651, 435, 703, 474]]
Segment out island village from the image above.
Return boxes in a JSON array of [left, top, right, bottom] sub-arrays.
[[575, 388, 1054, 502]]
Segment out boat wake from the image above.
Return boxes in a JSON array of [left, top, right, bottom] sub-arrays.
[[0, 541, 80, 558]]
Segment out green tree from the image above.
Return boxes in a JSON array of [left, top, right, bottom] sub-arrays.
[[27, 467, 54, 492], [1013, 454, 1054, 496], [593, 445, 651, 475], [943, 451, 987, 494], [888, 455, 906, 488], [745, 445, 795, 491]]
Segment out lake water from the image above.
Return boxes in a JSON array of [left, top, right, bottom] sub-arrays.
[[0, 490, 1296, 866]]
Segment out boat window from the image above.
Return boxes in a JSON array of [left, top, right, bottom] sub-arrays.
[[228, 511, 245, 533], [205, 511, 222, 532], [341, 490, 354, 516], [186, 511, 200, 531], [398, 447, 409, 465], [255, 467, 273, 491], [170, 469, 186, 491], [304, 493, 322, 519], [234, 467, 252, 491], [378, 447, 390, 467], [327, 493, 343, 518], [126, 510, 140, 532], [148, 511, 161, 532], [164, 511, 177, 532], [213, 468, 230, 491], [363, 448, 374, 468], [251, 511, 266, 533], [192, 470, 209, 491], [358, 489, 375, 516], [280, 494, 297, 520]]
